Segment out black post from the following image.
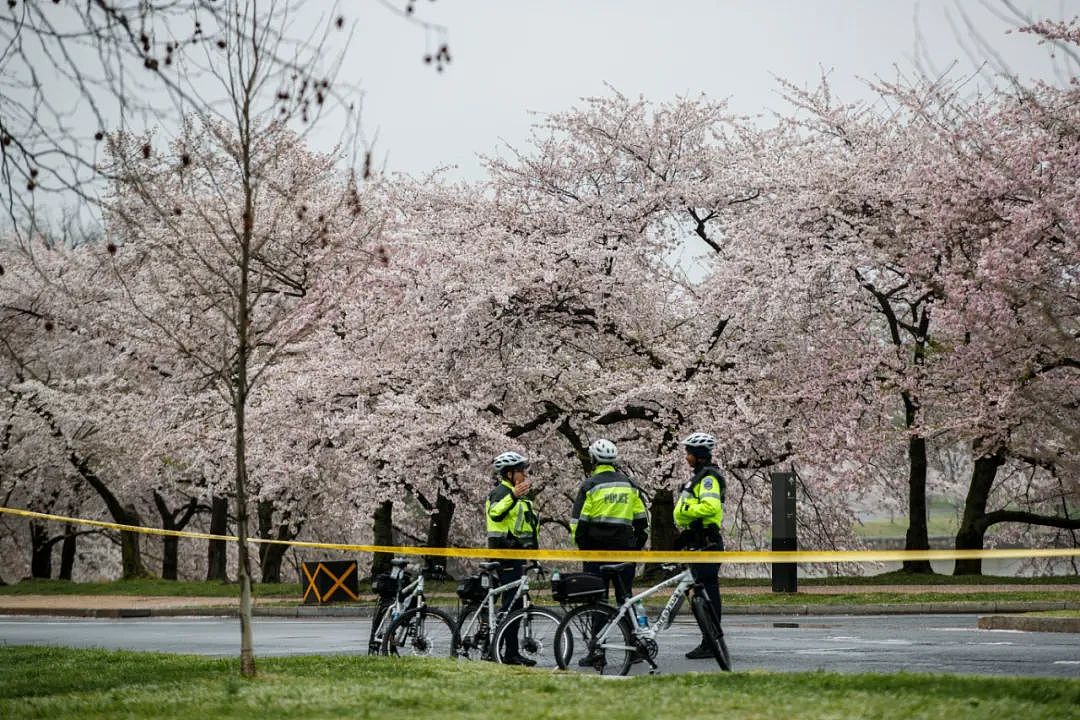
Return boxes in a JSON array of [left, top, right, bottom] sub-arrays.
[[771, 471, 797, 593]]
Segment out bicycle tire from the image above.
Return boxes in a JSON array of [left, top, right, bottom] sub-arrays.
[[690, 594, 732, 671], [381, 606, 459, 658], [368, 599, 392, 655], [454, 603, 490, 660], [553, 603, 634, 675], [492, 606, 564, 668]]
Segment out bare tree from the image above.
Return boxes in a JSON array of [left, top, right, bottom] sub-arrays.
[[0, 0, 399, 678]]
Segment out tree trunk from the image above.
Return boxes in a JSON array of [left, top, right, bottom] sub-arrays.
[[424, 493, 455, 578], [29, 521, 53, 579], [371, 500, 393, 577], [259, 542, 287, 584], [257, 499, 298, 584], [58, 524, 77, 581], [258, 500, 278, 583], [206, 495, 230, 582], [118, 504, 147, 579], [901, 397, 933, 573], [153, 491, 198, 581], [649, 488, 676, 551], [953, 447, 1005, 576], [642, 488, 675, 580], [234, 388, 256, 677], [863, 285, 934, 574], [161, 534, 179, 581], [235, 139, 257, 677]]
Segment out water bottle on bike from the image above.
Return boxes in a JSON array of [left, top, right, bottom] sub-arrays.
[[634, 602, 649, 629]]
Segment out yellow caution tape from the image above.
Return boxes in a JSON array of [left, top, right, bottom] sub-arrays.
[[2, 505, 1078, 564]]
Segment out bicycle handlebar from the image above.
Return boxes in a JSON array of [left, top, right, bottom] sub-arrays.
[[526, 560, 546, 579], [419, 564, 446, 579]]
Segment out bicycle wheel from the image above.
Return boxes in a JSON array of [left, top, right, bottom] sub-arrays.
[[381, 606, 458, 658], [553, 603, 634, 676], [492, 607, 564, 668], [369, 600, 399, 656], [690, 594, 732, 671], [454, 603, 491, 660]]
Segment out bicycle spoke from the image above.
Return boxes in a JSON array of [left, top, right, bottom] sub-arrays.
[[493, 608, 563, 668], [384, 607, 457, 658], [454, 604, 490, 660], [555, 604, 633, 676]]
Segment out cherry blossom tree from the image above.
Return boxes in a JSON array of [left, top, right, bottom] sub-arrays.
[[0, 233, 168, 579], [327, 94, 859, 572], [717, 23, 1079, 573], [890, 21, 1080, 572]]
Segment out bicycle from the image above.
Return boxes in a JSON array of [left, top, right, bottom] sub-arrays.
[[455, 560, 563, 667], [369, 558, 458, 658], [552, 562, 731, 675]]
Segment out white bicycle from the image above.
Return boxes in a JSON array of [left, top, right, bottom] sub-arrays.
[[552, 562, 731, 675], [369, 558, 458, 658], [454, 560, 563, 667]]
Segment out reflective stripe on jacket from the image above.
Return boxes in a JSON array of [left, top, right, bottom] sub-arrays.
[[485, 479, 539, 549], [570, 465, 649, 550], [673, 465, 725, 530]]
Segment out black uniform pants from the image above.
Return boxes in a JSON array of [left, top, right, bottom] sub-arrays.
[[498, 560, 525, 657], [582, 559, 636, 646], [690, 537, 724, 633]]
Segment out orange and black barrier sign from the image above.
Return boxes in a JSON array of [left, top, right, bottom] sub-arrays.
[[300, 560, 359, 604]]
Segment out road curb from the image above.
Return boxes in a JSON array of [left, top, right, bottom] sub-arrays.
[[976, 614, 1080, 633], [0, 607, 156, 618], [720, 600, 1080, 616]]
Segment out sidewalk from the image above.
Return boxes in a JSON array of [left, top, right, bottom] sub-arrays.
[[2, 585, 1077, 632]]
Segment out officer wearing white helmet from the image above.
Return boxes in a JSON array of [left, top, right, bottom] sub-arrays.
[[675, 432, 726, 659], [485, 450, 539, 665], [570, 438, 649, 665]]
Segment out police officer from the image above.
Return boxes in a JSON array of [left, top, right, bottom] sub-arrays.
[[674, 432, 726, 659], [486, 451, 539, 666], [571, 439, 649, 665]]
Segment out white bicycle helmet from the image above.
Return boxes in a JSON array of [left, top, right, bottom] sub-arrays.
[[681, 432, 717, 451], [588, 438, 618, 464], [492, 451, 529, 474]]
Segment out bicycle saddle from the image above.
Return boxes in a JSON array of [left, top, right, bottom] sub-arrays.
[[479, 561, 503, 571], [599, 562, 632, 574], [390, 558, 410, 568]]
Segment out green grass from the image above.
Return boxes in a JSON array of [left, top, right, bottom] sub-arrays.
[[1, 647, 1078, 720], [798, 571, 1080, 586], [1026, 610, 1080, 618], [710, 572, 1080, 587], [855, 499, 960, 538]]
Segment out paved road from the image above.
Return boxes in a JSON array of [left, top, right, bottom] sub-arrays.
[[1, 613, 1077, 678]]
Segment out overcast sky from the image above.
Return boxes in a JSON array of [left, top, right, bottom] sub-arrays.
[[338, 0, 1078, 180]]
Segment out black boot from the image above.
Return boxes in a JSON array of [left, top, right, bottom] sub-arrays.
[[503, 654, 537, 667], [578, 650, 605, 667], [685, 641, 713, 659]]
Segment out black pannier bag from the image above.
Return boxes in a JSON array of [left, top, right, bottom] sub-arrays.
[[550, 572, 607, 604], [372, 570, 412, 600], [456, 574, 489, 603]]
